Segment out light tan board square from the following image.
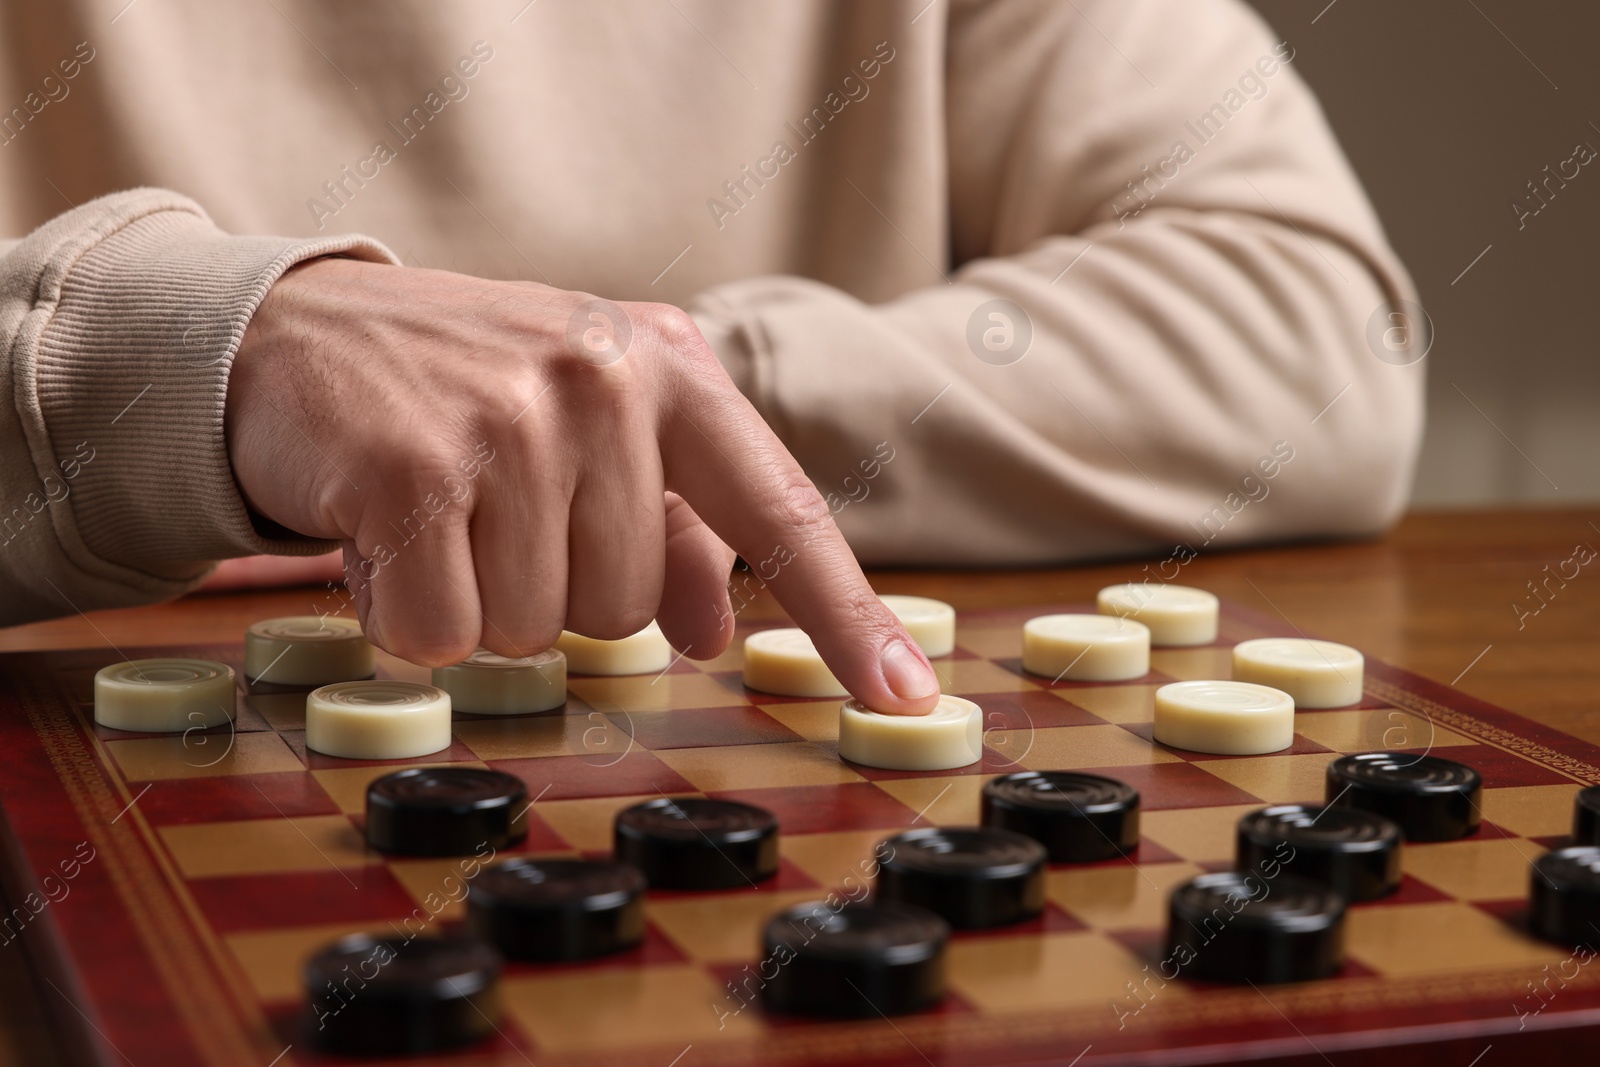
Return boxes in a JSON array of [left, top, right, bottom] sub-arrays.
[[386, 858, 475, 922], [780, 829, 898, 888], [948, 931, 1188, 1013], [1483, 784, 1586, 838], [1001, 725, 1182, 771], [160, 815, 375, 878], [1194, 753, 1336, 805], [502, 965, 767, 1051], [758, 700, 843, 742], [569, 672, 735, 714], [1402, 837, 1547, 901], [312, 761, 487, 814], [694, 643, 744, 673], [1292, 709, 1477, 754], [934, 659, 1040, 695], [1059, 686, 1160, 725], [984, 730, 1041, 774], [1047, 862, 1205, 931], [874, 776, 993, 827], [534, 793, 702, 852], [227, 921, 389, 1002], [1347, 901, 1568, 977], [954, 625, 1023, 659], [648, 889, 825, 963], [1149, 647, 1235, 681], [108, 732, 304, 781], [1139, 805, 1265, 864], [453, 714, 630, 761], [656, 743, 866, 790]]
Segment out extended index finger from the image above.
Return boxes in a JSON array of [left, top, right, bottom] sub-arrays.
[[658, 358, 939, 715]]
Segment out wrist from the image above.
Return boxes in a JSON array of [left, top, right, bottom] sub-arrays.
[[228, 256, 387, 538]]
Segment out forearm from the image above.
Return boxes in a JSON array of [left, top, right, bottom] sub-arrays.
[[690, 0, 1423, 566], [0, 188, 394, 626], [692, 215, 1419, 566]]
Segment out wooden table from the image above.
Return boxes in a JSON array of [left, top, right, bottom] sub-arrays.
[[0, 506, 1594, 1064]]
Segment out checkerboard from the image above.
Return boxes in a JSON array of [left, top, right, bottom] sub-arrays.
[[4, 599, 1600, 1066]]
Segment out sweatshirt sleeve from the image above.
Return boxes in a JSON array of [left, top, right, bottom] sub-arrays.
[[0, 188, 397, 626], [688, 0, 1424, 566]]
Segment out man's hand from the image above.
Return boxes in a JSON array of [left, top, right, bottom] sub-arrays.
[[225, 258, 939, 714]]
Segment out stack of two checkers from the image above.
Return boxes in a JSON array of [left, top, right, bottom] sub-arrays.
[[92, 618, 694, 1055], [91, 616, 680, 758]]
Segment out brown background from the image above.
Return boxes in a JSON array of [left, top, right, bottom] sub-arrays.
[[1247, 0, 1600, 506]]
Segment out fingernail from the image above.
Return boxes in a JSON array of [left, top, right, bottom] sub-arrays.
[[881, 639, 939, 702]]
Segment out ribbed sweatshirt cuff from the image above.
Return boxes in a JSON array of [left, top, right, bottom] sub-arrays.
[[8, 188, 397, 592]]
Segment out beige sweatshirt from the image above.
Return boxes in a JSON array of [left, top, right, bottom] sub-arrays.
[[0, 0, 1422, 626]]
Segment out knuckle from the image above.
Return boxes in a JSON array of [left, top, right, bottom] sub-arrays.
[[378, 463, 476, 517], [551, 362, 641, 430], [555, 293, 634, 369], [549, 334, 638, 390], [843, 586, 900, 640], [644, 304, 703, 351], [485, 373, 543, 425], [765, 469, 832, 532], [371, 434, 455, 477]]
